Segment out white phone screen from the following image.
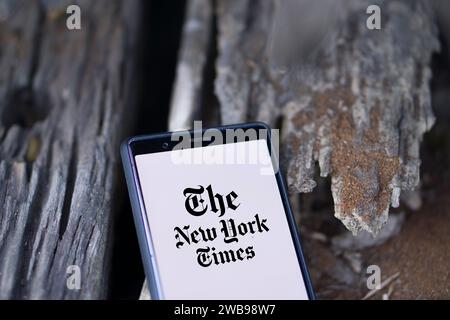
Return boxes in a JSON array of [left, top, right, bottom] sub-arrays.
[[135, 139, 309, 299]]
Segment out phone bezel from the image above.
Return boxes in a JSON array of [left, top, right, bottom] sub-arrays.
[[120, 122, 316, 300]]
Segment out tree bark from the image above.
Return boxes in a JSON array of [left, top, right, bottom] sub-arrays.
[[213, 0, 439, 235]]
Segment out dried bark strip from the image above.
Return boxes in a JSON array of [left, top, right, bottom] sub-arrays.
[[214, 0, 439, 235]]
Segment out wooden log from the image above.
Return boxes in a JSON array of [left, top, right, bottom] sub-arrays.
[[168, 0, 213, 131], [0, 0, 141, 298], [213, 0, 440, 235]]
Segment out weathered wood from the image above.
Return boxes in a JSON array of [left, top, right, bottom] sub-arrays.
[[215, 0, 280, 127], [0, 0, 141, 298], [213, 0, 440, 235], [168, 0, 213, 131]]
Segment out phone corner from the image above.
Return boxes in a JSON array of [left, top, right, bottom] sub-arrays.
[[120, 136, 134, 160], [251, 121, 272, 131]]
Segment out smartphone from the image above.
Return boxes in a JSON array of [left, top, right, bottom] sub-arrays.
[[120, 122, 315, 300]]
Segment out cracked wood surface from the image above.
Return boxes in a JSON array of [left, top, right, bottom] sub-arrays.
[[213, 0, 439, 235], [0, 0, 140, 298]]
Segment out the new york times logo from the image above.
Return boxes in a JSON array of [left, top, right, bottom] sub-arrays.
[[173, 184, 270, 267]]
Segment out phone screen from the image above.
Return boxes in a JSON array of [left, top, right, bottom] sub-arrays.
[[135, 139, 309, 299]]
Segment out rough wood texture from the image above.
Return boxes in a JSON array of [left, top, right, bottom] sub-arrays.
[[0, 0, 140, 298], [213, 0, 440, 235], [215, 0, 280, 127]]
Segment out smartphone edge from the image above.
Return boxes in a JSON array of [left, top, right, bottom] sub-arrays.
[[120, 139, 162, 300]]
